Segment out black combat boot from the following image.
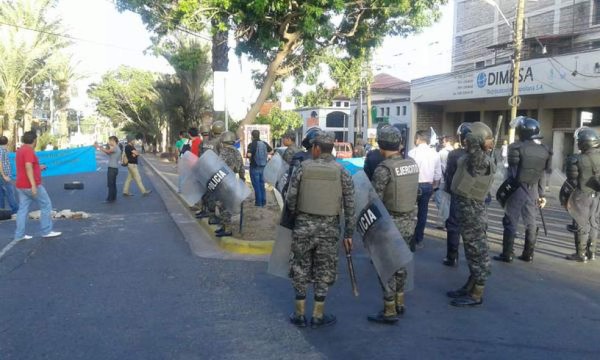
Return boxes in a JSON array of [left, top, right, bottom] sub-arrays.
[[395, 292, 405, 315], [447, 276, 475, 298], [215, 226, 232, 237], [195, 211, 209, 219], [450, 283, 484, 307], [493, 233, 515, 263], [567, 220, 577, 233], [367, 299, 398, 324], [586, 240, 596, 261], [443, 251, 458, 267], [289, 298, 307, 328], [566, 233, 588, 263], [518, 229, 536, 262], [310, 301, 336, 329]]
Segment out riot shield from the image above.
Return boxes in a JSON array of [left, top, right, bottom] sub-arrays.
[[264, 153, 288, 186], [437, 190, 451, 223], [352, 171, 414, 289], [178, 152, 203, 206], [567, 189, 593, 227], [267, 225, 293, 278], [195, 150, 251, 214]]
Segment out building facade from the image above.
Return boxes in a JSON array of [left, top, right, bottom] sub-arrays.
[[295, 98, 351, 142], [412, 0, 600, 170]]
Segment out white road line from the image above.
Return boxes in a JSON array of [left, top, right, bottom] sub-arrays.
[[0, 238, 23, 260]]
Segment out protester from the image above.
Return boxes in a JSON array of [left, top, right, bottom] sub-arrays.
[[0, 136, 18, 214], [246, 130, 272, 207], [123, 135, 152, 197], [95, 136, 121, 203], [13, 131, 61, 241], [175, 131, 189, 157], [408, 130, 442, 249], [188, 127, 202, 157]]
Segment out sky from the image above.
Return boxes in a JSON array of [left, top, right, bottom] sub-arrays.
[[56, 0, 454, 120]]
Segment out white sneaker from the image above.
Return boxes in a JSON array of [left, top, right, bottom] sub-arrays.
[[42, 231, 62, 238], [15, 235, 33, 241]]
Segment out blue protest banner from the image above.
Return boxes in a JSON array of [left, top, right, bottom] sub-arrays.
[[337, 158, 365, 175], [9, 146, 98, 178]]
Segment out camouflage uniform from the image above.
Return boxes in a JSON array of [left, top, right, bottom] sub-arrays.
[[372, 157, 416, 298], [217, 145, 245, 228], [200, 136, 222, 218], [286, 152, 355, 299], [282, 144, 301, 165], [456, 194, 491, 284]]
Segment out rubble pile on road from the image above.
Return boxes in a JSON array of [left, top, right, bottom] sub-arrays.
[[8, 210, 91, 221]]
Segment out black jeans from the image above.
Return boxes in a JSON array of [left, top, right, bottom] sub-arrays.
[[107, 167, 118, 201]]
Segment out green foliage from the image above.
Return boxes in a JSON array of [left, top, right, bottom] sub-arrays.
[[255, 107, 302, 140], [35, 132, 58, 151], [88, 66, 160, 135], [115, 0, 445, 123], [0, 0, 71, 144]]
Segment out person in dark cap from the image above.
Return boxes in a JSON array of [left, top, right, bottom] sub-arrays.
[[285, 131, 355, 329], [123, 134, 151, 197]]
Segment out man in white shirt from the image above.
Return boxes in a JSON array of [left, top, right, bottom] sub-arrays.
[[408, 130, 442, 249]]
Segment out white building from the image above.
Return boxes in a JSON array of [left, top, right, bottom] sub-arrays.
[[295, 97, 352, 142], [411, 0, 600, 170]]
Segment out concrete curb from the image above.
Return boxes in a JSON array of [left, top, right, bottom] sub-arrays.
[[141, 156, 273, 257]]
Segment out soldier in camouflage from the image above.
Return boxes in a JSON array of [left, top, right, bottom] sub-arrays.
[[368, 126, 418, 324], [282, 130, 301, 165], [286, 131, 355, 329], [447, 122, 496, 307], [196, 121, 226, 224], [214, 131, 245, 237]]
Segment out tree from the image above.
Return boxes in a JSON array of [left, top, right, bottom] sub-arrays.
[[256, 107, 303, 142], [115, 0, 445, 129], [0, 0, 70, 147], [88, 66, 161, 136]]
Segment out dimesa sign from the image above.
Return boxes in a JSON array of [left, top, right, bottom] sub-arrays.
[[412, 49, 600, 102]]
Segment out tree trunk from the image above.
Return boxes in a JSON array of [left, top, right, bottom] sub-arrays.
[[3, 92, 18, 150], [239, 36, 298, 135]]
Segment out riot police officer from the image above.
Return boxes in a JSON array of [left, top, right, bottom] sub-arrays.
[[196, 121, 226, 222], [494, 117, 552, 263], [564, 127, 600, 262], [368, 126, 418, 324], [201, 121, 225, 156], [447, 122, 496, 307], [442, 123, 472, 267]]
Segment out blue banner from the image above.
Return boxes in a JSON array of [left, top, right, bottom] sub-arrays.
[[9, 146, 98, 178], [337, 158, 365, 175]]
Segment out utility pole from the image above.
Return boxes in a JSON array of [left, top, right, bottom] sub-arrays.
[[366, 57, 373, 140], [509, 0, 526, 144]]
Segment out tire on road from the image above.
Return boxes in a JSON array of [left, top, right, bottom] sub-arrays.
[[0, 209, 12, 221], [64, 181, 84, 190]]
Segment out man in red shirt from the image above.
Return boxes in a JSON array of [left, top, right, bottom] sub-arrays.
[[14, 131, 61, 241], [188, 127, 202, 157]]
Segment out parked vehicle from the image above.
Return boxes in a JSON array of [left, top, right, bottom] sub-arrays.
[[334, 142, 353, 159]]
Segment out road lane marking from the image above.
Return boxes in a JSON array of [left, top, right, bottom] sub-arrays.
[[0, 238, 24, 260]]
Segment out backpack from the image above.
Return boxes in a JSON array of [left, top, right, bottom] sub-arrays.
[[120, 144, 128, 167], [180, 140, 191, 156], [255, 141, 268, 166]]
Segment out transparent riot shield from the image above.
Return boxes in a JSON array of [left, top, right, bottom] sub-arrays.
[[195, 150, 251, 214], [351, 171, 414, 290], [178, 152, 203, 206], [264, 153, 288, 186], [267, 225, 293, 278]]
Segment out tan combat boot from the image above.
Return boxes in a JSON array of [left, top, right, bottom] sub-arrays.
[[310, 301, 336, 329], [289, 298, 307, 327]]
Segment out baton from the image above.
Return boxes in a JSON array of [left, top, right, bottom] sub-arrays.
[[539, 206, 548, 236], [343, 241, 359, 297]]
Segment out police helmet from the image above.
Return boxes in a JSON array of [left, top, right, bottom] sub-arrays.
[[212, 121, 225, 135], [574, 127, 600, 152], [467, 122, 494, 150], [377, 125, 402, 151], [513, 116, 542, 141], [456, 122, 472, 145], [200, 124, 211, 135], [301, 126, 322, 150], [221, 131, 236, 145]]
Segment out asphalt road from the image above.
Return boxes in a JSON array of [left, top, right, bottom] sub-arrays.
[[1, 153, 599, 360]]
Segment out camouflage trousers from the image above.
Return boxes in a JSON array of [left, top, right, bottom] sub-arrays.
[[381, 210, 415, 299], [201, 192, 217, 214], [216, 201, 232, 228], [289, 235, 338, 299], [455, 195, 491, 284]]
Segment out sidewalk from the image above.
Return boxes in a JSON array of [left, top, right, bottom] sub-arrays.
[[141, 154, 274, 256]]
